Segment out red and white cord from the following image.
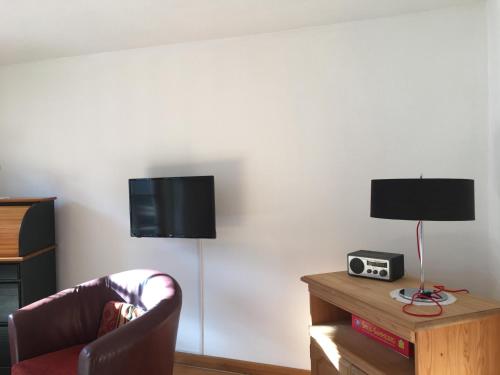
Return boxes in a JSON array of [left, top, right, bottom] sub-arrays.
[[401, 221, 469, 317]]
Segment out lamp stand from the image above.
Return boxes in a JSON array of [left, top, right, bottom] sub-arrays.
[[399, 221, 448, 303], [198, 238, 205, 355]]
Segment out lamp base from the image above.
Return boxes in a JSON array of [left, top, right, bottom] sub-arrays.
[[399, 288, 448, 303]]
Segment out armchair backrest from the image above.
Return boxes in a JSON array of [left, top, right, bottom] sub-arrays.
[[104, 269, 178, 311]]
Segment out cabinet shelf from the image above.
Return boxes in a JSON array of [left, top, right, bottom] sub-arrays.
[[311, 321, 414, 375]]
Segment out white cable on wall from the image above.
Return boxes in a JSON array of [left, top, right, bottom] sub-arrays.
[[198, 238, 205, 355]]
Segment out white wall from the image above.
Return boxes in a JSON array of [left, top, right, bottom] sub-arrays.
[[0, 4, 489, 369], [488, 0, 500, 297]]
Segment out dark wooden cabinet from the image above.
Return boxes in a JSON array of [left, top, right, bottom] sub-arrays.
[[0, 327, 9, 375], [0, 197, 57, 373]]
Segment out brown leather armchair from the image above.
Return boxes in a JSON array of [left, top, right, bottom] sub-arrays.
[[8, 269, 182, 375]]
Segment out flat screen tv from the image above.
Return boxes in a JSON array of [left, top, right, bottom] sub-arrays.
[[129, 176, 216, 238]]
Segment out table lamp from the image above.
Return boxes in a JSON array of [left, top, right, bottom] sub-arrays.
[[370, 177, 475, 303]]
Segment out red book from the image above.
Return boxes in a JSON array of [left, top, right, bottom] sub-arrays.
[[351, 314, 413, 358]]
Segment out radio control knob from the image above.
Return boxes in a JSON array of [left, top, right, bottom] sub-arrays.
[[380, 270, 388, 277], [349, 258, 364, 274]]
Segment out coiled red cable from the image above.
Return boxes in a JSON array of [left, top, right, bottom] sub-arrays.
[[401, 221, 469, 317]]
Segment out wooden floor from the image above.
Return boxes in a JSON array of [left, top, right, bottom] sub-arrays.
[[174, 364, 243, 375]]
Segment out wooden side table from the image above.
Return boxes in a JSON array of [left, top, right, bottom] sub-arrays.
[[301, 272, 500, 375]]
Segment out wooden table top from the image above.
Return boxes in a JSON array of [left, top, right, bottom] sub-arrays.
[[0, 197, 56, 204], [302, 271, 500, 334]]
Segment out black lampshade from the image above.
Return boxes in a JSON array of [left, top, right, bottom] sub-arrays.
[[370, 178, 475, 221]]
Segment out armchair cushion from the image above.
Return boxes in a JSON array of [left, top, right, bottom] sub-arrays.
[[97, 301, 144, 337], [12, 344, 86, 375]]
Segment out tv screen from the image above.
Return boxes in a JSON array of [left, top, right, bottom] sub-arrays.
[[129, 176, 216, 238]]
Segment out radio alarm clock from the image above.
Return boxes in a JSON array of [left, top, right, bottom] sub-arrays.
[[347, 250, 404, 281]]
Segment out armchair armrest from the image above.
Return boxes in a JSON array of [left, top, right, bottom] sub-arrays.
[[78, 296, 181, 375], [9, 281, 120, 364]]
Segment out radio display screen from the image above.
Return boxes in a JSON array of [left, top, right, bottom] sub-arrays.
[[367, 261, 387, 268]]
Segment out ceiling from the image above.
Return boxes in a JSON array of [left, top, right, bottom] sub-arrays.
[[0, 0, 478, 66]]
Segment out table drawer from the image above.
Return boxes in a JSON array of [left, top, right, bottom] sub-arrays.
[[0, 265, 19, 281], [0, 283, 19, 322], [0, 326, 9, 367]]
